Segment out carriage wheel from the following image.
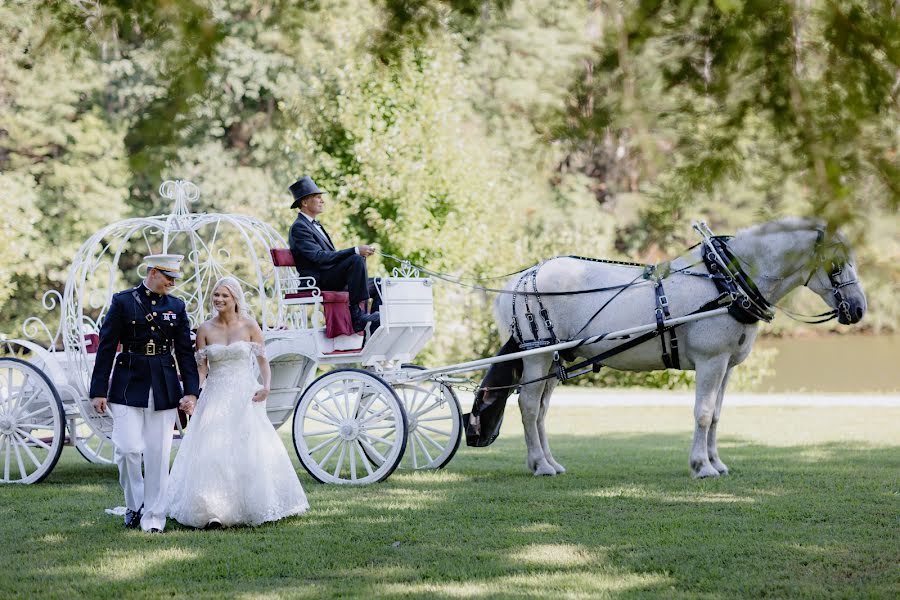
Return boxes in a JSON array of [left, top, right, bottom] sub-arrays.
[[293, 368, 407, 484], [0, 358, 65, 484], [393, 365, 462, 471], [73, 398, 115, 464]]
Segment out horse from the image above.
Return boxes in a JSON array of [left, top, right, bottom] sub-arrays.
[[466, 217, 867, 478]]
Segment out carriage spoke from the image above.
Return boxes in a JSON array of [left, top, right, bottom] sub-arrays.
[[359, 424, 397, 431], [419, 428, 447, 452], [406, 387, 424, 416], [414, 432, 434, 464], [15, 428, 52, 451], [12, 433, 29, 480], [410, 434, 419, 469], [416, 415, 453, 423], [317, 436, 343, 467], [302, 426, 340, 437], [359, 438, 386, 465], [15, 387, 40, 413], [19, 404, 55, 422], [412, 399, 443, 418], [333, 442, 347, 478], [308, 434, 341, 454], [354, 441, 373, 476], [305, 413, 341, 427], [312, 397, 343, 424], [2, 436, 10, 482], [418, 424, 451, 438], [360, 432, 393, 447], [336, 382, 351, 420], [13, 432, 43, 469], [349, 439, 357, 480], [14, 423, 53, 432], [361, 406, 392, 425]]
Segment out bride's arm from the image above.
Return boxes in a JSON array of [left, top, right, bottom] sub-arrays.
[[195, 325, 210, 387], [249, 321, 270, 403]]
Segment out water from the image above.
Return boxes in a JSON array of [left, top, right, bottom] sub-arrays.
[[753, 334, 899, 393]]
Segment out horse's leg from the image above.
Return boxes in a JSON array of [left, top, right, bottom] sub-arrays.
[[536, 377, 565, 474], [690, 355, 730, 478], [518, 355, 556, 476], [707, 367, 732, 474]]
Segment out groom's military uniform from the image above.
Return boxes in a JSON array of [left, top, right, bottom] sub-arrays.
[[89, 255, 199, 532]]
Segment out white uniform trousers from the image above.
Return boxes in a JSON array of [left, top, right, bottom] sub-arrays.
[[109, 391, 177, 532]]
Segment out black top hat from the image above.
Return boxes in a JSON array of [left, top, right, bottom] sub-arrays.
[[289, 176, 326, 208]]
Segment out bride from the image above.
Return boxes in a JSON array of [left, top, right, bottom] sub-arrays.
[[167, 276, 309, 528]]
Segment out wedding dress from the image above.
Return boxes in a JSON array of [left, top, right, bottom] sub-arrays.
[[167, 340, 309, 527]]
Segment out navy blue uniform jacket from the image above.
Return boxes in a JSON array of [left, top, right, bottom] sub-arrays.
[[88, 285, 200, 410], [288, 215, 356, 281]]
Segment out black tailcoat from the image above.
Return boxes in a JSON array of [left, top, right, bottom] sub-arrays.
[[289, 214, 373, 304], [288, 214, 356, 281], [88, 284, 200, 410]]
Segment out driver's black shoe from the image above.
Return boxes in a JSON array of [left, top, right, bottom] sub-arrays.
[[124, 506, 143, 529], [350, 305, 380, 333]]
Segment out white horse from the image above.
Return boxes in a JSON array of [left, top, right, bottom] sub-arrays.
[[467, 218, 867, 478]]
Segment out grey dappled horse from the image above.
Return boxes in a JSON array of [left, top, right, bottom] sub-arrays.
[[474, 218, 867, 478]]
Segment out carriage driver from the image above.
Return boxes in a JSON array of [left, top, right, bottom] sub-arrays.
[[288, 176, 381, 332], [89, 254, 199, 533]]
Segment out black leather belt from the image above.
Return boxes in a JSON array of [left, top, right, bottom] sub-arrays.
[[126, 341, 171, 356]]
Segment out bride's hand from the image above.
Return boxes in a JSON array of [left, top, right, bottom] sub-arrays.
[[252, 387, 270, 403]]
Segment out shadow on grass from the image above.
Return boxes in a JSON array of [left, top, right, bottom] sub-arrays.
[[1, 434, 898, 599]]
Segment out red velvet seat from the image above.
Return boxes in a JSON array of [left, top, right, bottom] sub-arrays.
[[270, 249, 360, 339]]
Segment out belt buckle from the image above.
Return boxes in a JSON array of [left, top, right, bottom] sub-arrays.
[[146, 340, 156, 355]]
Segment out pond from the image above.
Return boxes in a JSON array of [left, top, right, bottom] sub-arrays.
[[753, 334, 899, 393]]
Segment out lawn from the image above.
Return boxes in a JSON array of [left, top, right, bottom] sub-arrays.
[[1, 404, 898, 599]]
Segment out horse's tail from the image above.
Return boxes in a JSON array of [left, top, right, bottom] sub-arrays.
[[462, 336, 523, 447]]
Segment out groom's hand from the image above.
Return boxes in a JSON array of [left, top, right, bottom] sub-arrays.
[[179, 395, 197, 414], [91, 397, 107, 414]]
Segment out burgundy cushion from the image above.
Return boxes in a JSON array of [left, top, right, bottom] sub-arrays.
[[270, 248, 295, 267], [84, 333, 100, 354], [283, 290, 360, 338]]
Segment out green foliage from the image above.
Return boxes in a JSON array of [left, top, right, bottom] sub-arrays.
[[1, 0, 896, 388]]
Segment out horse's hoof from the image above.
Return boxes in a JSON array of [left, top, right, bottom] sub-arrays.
[[711, 460, 729, 475], [533, 461, 557, 476], [692, 464, 720, 479]]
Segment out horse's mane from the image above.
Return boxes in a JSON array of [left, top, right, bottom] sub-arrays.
[[735, 217, 825, 239]]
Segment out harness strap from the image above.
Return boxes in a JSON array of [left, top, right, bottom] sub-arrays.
[[652, 272, 680, 369]]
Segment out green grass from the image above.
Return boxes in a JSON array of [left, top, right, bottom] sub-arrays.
[[1, 405, 898, 599]]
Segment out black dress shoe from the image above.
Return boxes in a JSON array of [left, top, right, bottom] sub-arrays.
[[148, 528, 163, 534], [204, 519, 222, 530], [350, 305, 380, 333], [124, 507, 142, 529]]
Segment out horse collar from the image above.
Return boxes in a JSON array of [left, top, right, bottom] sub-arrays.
[[702, 237, 775, 324]]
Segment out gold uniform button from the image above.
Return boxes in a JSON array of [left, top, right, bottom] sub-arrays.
[[152, 301, 157, 305], [132, 321, 136, 324], [153, 311, 158, 316]]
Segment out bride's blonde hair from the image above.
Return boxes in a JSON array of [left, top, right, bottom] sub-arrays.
[[210, 276, 251, 319]]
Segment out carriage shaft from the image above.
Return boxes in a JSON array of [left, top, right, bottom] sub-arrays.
[[401, 308, 729, 382]]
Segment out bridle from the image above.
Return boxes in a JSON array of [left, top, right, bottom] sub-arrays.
[[803, 229, 860, 324]]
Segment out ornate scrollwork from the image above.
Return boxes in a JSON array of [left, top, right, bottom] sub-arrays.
[[391, 260, 421, 278]]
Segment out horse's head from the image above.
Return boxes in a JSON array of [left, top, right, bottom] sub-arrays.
[[804, 230, 867, 325]]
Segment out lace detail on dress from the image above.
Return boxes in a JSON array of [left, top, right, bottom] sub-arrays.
[[167, 339, 308, 527], [195, 347, 209, 368], [250, 341, 266, 358]]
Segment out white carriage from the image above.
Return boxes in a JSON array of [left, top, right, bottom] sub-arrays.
[[0, 180, 462, 486]]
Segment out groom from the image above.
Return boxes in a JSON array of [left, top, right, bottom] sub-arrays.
[[89, 254, 199, 533]]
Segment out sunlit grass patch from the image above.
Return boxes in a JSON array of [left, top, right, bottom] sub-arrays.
[[509, 543, 598, 567], [1, 405, 897, 599]]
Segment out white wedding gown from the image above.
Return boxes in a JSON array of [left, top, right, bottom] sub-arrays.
[[167, 341, 309, 527]]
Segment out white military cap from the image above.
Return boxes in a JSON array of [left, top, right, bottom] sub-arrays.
[[144, 254, 184, 278]]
